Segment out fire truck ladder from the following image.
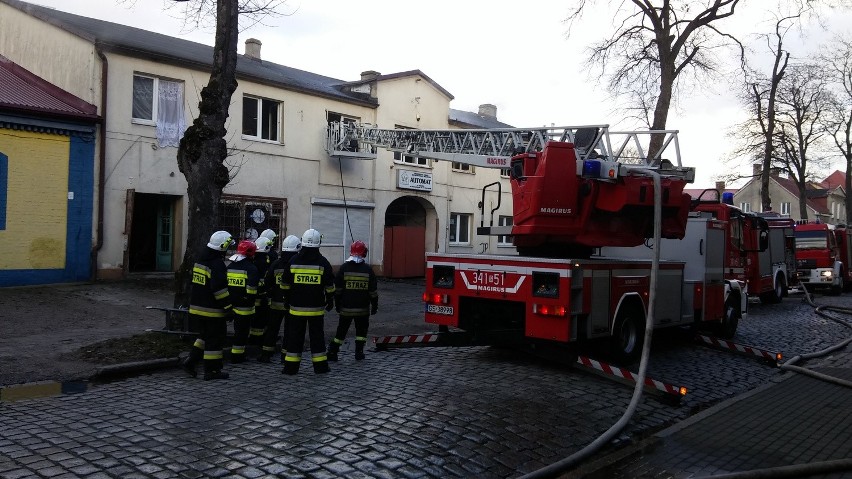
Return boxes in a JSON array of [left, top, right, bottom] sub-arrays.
[[327, 122, 695, 180]]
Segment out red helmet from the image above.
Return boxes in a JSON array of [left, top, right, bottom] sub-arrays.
[[350, 240, 368, 257], [236, 240, 257, 257]]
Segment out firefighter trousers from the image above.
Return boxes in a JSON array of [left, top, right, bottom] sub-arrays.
[[186, 314, 227, 374], [332, 315, 369, 343], [261, 309, 288, 358], [231, 313, 254, 362], [250, 303, 269, 346], [283, 314, 329, 374]]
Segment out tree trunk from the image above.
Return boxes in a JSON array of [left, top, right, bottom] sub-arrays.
[[648, 65, 674, 160], [173, 0, 240, 307], [846, 152, 851, 224], [797, 179, 809, 221]]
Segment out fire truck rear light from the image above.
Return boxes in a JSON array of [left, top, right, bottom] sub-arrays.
[[533, 304, 567, 317], [424, 294, 449, 304]]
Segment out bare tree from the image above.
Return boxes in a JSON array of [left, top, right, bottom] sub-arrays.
[[820, 36, 852, 224], [566, 1, 744, 156], [774, 64, 832, 220], [168, 0, 288, 307]]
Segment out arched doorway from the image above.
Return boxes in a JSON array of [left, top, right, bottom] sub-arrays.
[[384, 196, 430, 278]]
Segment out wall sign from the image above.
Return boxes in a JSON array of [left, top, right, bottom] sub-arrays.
[[397, 169, 432, 192]]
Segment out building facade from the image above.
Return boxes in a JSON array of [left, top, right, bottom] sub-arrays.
[[733, 165, 847, 224], [0, 54, 98, 286], [0, 0, 516, 281]]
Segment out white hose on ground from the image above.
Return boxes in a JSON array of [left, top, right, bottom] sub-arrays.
[[517, 170, 663, 479]]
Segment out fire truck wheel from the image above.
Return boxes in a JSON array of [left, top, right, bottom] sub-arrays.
[[759, 276, 785, 304], [718, 296, 741, 339], [610, 310, 644, 365]]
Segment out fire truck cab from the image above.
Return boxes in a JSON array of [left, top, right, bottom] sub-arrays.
[[795, 222, 851, 294]]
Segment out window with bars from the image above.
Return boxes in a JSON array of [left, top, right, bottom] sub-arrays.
[[740, 202, 751, 213], [217, 195, 286, 243], [452, 162, 474, 173]]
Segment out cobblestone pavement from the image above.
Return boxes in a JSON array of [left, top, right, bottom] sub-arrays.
[[0, 287, 850, 478]]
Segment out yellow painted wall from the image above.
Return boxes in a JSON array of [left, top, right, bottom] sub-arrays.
[[0, 130, 69, 269]]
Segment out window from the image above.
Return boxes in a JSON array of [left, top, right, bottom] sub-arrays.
[[132, 74, 186, 147], [217, 195, 286, 243], [452, 162, 474, 173], [739, 202, 751, 213], [311, 204, 373, 263], [242, 96, 280, 141], [394, 151, 429, 167], [449, 213, 471, 245], [500, 168, 511, 178], [781, 202, 791, 216], [497, 215, 513, 246]]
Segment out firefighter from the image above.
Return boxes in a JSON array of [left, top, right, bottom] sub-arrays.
[[250, 236, 274, 351], [281, 228, 335, 375], [260, 228, 279, 264], [259, 234, 301, 363], [227, 240, 259, 364], [182, 230, 233, 381], [328, 240, 378, 361]]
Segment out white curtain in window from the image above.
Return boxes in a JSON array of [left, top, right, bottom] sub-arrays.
[[156, 80, 186, 148]]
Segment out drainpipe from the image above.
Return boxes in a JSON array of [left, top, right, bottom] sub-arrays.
[[91, 44, 108, 282]]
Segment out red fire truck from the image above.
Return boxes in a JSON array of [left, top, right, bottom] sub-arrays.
[[330, 124, 746, 364], [794, 222, 851, 294], [689, 191, 796, 303]]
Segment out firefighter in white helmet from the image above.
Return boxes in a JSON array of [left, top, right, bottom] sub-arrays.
[[280, 229, 336, 374], [182, 230, 233, 380], [259, 234, 301, 363], [259, 228, 279, 263], [328, 240, 378, 361]]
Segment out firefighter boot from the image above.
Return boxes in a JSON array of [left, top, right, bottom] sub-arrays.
[[282, 352, 300, 375], [327, 338, 342, 362], [203, 370, 230, 381], [182, 340, 204, 377], [354, 340, 366, 361], [257, 350, 272, 363]]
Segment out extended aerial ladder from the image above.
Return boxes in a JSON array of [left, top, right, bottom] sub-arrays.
[[327, 122, 697, 257]]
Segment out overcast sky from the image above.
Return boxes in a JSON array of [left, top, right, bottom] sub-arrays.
[[26, 0, 851, 189]]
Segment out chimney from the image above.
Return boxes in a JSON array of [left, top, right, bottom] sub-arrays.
[[715, 181, 725, 194], [360, 70, 381, 81], [245, 38, 262, 60], [478, 103, 497, 119], [753, 163, 762, 177]]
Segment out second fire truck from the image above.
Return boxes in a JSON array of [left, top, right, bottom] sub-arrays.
[[329, 123, 747, 364]]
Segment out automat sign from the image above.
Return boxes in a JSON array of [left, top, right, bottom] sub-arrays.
[[398, 169, 433, 192]]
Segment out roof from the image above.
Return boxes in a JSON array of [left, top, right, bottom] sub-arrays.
[[3, 0, 378, 108], [771, 175, 830, 215], [821, 170, 846, 190], [377, 70, 454, 101], [449, 108, 514, 129], [0, 54, 98, 120]]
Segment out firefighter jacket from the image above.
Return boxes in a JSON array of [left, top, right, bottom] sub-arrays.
[[253, 252, 272, 307], [266, 251, 298, 312], [189, 247, 232, 318], [227, 257, 259, 317], [281, 248, 335, 318], [334, 260, 378, 317]]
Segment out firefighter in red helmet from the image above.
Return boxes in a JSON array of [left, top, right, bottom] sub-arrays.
[[227, 240, 259, 364], [327, 240, 378, 361]]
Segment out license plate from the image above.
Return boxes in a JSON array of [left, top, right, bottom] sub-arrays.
[[426, 304, 454, 315]]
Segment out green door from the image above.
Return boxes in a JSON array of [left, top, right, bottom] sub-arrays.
[[156, 199, 173, 271]]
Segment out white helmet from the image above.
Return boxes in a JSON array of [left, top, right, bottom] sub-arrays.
[[255, 236, 273, 254], [301, 228, 322, 248], [282, 234, 301, 252], [260, 229, 277, 241], [207, 230, 233, 251]]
